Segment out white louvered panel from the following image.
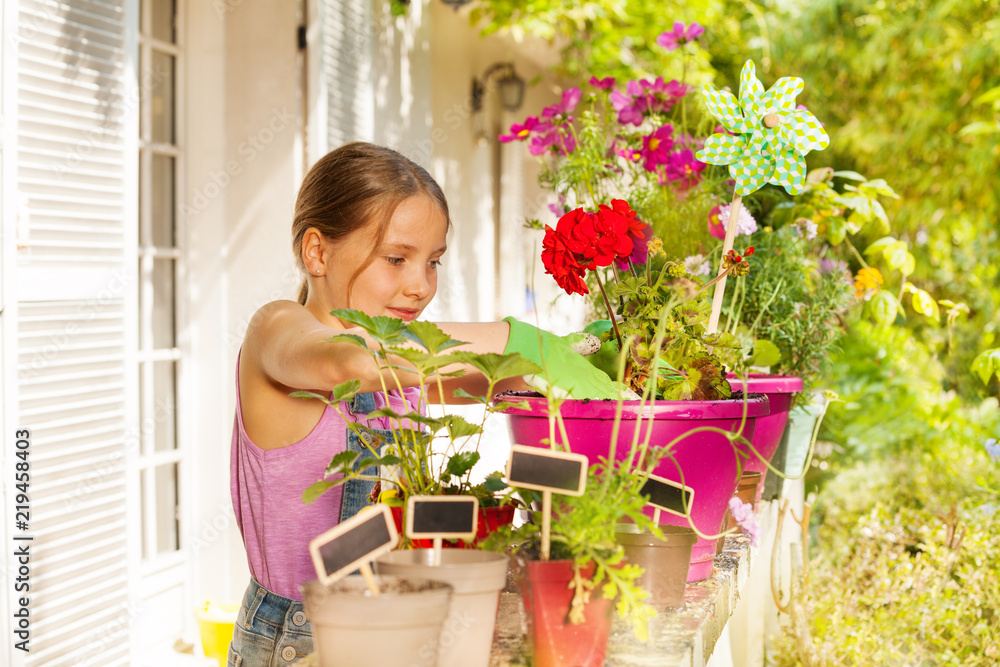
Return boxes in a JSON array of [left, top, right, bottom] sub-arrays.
[[321, 0, 373, 147], [17, 0, 126, 272]]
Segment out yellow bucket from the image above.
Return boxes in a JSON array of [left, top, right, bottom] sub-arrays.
[[196, 601, 240, 667]]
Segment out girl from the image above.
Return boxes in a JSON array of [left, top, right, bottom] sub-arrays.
[[228, 142, 617, 665]]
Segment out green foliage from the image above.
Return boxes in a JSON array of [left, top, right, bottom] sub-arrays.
[[773, 411, 1000, 665], [483, 459, 661, 639], [299, 314, 526, 515]]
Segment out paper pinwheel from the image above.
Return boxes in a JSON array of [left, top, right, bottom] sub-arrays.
[[696, 60, 829, 196]]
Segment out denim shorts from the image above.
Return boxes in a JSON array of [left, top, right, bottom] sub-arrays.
[[228, 578, 313, 666]]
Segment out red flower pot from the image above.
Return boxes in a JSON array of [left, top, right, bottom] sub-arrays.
[[519, 559, 614, 667], [390, 505, 516, 549]]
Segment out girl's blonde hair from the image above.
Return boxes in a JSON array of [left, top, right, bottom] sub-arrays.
[[292, 142, 450, 304]]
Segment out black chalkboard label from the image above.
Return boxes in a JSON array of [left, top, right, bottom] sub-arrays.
[[640, 474, 695, 517], [406, 495, 479, 539], [505, 445, 588, 497], [309, 504, 399, 584]]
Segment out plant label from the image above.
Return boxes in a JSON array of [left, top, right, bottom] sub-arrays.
[[505, 445, 588, 497], [640, 473, 695, 518], [406, 495, 479, 540], [309, 504, 399, 585]]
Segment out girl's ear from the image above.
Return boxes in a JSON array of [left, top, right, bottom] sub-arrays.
[[301, 227, 328, 276]]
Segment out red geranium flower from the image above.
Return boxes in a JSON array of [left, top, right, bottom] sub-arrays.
[[541, 224, 589, 295]]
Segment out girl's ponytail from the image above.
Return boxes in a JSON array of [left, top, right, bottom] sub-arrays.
[[297, 281, 308, 305]]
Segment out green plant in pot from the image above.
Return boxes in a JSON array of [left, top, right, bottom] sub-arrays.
[[294, 311, 541, 667], [482, 450, 669, 667]]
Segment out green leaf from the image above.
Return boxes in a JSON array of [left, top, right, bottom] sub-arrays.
[[446, 451, 481, 477], [289, 390, 335, 406], [489, 400, 532, 412], [322, 333, 368, 349], [868, 291, 901, 328], [825, 215, 847, 245], [386, 349, 470, 375], [401, 320, 469, 354], [751, 339, 783, 367], [461, 352, 542, 383], [864, 236, 898, 256], [970, 348, 1000, 385], [443, 414, 484, 440], [356, 454, 403, 473], [702, 331, 742, 350], [832, 170, 867, 181], [302, 479, 341, 504], [910, 288, 939, 322], [483, 471, 508, 493], [325, 450, 360, 475], [332, 379, 362, 402], [451, 388, 489, 404], [330, 309, 409, 346], [958, 121, 1000, 137]]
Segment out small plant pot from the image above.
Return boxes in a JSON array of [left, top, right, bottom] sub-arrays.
[[519, 559, 614, 667], [301, 575, 452, 667], [390, 505, 516, 549], [616, 524, 697, 610], [716, 470, 762, 554], [375, 550, 508, 667], [736, 375, 803, 501]]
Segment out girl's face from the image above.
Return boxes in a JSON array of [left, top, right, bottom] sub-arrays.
[[326, 195, 448, 323]]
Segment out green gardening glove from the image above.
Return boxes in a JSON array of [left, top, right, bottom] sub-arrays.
[[503, 317, 625, 400]]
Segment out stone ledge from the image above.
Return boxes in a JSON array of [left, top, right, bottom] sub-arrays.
[[489, 501, 774, 667]]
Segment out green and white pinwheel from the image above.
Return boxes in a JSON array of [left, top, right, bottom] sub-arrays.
[[696, 60, 829, 196]]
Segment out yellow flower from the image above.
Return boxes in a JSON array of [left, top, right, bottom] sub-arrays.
[[647, 237, 665, 258], [854, 267, 883, 299]]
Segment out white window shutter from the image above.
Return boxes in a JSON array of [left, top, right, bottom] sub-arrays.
[[7, 1, 135, 665], [312, 0, 373, 157]]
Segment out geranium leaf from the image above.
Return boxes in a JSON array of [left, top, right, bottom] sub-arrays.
[[322, 333, 368, 349], [401, 320, 469, 354], [446, 451, 481, 477], [302, 479, 341, 504], [451, 388, 489, 404]]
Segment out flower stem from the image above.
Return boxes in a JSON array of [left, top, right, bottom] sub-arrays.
[[594, 271, 623, 350]]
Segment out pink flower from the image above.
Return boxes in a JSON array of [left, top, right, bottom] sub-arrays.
[[541, 87, 581, 120], [656, 21, 705, 51], [661, 148, 707, 188], [611, 89, 645, 126], [498, 116, 548, 143], [728, 497, 759, 546], [529, 128, 577, 157], [707, 205, 726, 239], [639, 125, 675, 173], [589, 76, 616, 90]]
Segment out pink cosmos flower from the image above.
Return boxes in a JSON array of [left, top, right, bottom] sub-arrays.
[[498, 116, 548, 143], [541, 87, 582, 120], [656, 21, 705, 51], [589, 76, 616, 90], [529, 127, 576, 157], [707, 205, 726, 239], [639, 125, 675, 173], [611, 88, 645, 126], [661, 148, 707, 188], [728, 497, 759, 546]]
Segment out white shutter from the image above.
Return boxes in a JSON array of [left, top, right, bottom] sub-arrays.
[[9, 0, 134, 665], [317, 0, 373, 151]]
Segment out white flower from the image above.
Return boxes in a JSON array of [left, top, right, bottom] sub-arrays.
[[683, 253, 710, 276], [799, 218, 818, 240], [718, 203, 758, 236]]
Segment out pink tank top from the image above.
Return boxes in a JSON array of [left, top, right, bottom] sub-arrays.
[[230, 356, 422, 600]]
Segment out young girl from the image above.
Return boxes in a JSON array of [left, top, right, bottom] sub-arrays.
[[228, 142, 617, 665]]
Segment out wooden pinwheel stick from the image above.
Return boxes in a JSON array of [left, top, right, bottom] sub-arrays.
[[707, 193, 744, 334], [707, 113, 783, 334]]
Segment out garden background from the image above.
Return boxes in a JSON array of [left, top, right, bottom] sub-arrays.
[[475, 0, 1000, 663]]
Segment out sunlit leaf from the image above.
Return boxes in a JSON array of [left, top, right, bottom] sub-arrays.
[[401, 320, 469, 354], [446, 451, 481, 477], [970, 348, 1000, 385]]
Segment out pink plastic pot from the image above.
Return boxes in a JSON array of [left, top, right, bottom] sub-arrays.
[[732, 374, 802, 503], [496, 392, 770, 582]]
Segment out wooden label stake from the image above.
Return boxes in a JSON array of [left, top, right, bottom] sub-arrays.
[[308, 504, 399, 596]]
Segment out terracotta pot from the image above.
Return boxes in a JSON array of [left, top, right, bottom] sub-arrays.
[[496, 391, 770, 582], [736, 374, 802, 503], [301, 575, 451, 667], [519, 559, 614, 667], [716, 470, 762, 554], [389, 504, 516, 549], [375, 550, 507, 667], [616, 524, 697, 610]]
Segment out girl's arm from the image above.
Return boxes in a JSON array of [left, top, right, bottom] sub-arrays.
[[242, 301, 517, 395]]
